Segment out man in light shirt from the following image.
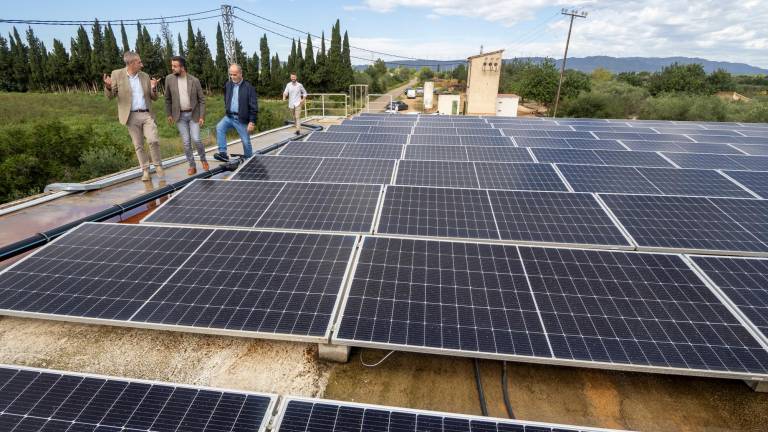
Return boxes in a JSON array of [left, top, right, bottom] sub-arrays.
[[283, 72, 307, 135], [164, 56, 208, 176], [214, 64, 258, 162], [103, 51, 163, 181]]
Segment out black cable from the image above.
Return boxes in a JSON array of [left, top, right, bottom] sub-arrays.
[[0, 9, 220, 25], [473, 358, 488, 416], [0, 15, 220, 26], [501, 361, 515, 419]]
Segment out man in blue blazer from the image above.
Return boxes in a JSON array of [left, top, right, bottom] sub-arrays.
[[214, 64, 258, 161]]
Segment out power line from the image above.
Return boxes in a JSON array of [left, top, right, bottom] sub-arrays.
[[233, 6, 439, 63], [553, 9, 588, 118], [0, 9, 220, 25], [0, 15, 220, 27]]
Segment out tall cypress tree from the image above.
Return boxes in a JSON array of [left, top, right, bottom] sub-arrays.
[[315, 32, 328, 92], [0, 35, 13, 91], [296, 39, 304, 80], [26, 27, 47, 89], [328, 20, 342, 91], [259, 34, 270, 93], [341, 30, 353, 91], [303, 34, 315, 88], [185, 20, 199, 76], [103, 24, 122, 72], [247, 52, 259, 89], [119, 21, 130, 53], [47, 38, 69, 87], [232, 39, 248, 85], [214, 24, 227, 79], [91, 19, 104, 81], [270, 53, 282, 95], [70, 25, 91, 85], [177, 33, 184, 57], [134, 22, 144, 56], [195, 29, 216, 89], [287, 39, 296, 74]]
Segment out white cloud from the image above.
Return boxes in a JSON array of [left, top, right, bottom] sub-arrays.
[[351, 0, 768, 68]]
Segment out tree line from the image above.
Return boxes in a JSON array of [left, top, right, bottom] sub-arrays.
[[0, 19, 357, 96]]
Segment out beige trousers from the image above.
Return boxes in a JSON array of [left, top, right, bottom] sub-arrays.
[[126, 112, 161, 170], [291, 105, 302, 131]]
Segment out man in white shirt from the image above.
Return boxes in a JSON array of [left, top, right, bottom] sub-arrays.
[[283, 72, 307, 135], [103, 51, 162, 181]]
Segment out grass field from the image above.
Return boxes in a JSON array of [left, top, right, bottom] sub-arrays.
[[0, 92, 288, 159], [0, 92, 290, 204]]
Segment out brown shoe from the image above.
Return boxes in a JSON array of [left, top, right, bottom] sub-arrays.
[[141, 169, 151, 182], [201, 161, 210, 171], [187, 167, 197, 176], [155, 165, 166, 179]]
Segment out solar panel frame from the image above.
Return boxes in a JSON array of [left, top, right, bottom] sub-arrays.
[[331, 236, 768, 381], [271, 396, 630, 432], [0, 364, 278, 432], [0, 223, 360, 344]]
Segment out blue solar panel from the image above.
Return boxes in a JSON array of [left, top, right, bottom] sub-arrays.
[[622, 141, 742, 155], [233, 156, 323, 182], [312, 158, 396, 184], [404, 145, 468, 161], [734, 144, 768, 156], [339, 144, 403, 159], [0, 365, 275, 432], [593, 132, 693, 142], [357, 133, 409, 144], [557, 164, 661, 194], [474, 162, 568, 191], [409, 134, 463, 145], [531, 148, 605, 165], [465, 146, 533, 162], [395, 160, 479, 188], [565, 138, 626, 150], [594, 150, 673, 168], [661, 153, 745, 170], [600, 194, 767, 253], [279, 141, 345, 158], [513, 137, 572, 149], [460, 135, 514, 146], [309, 132, 360, 143], [637, 168, 753, 198], [710, 198, 768, 245], [722, 170, 768, 198]]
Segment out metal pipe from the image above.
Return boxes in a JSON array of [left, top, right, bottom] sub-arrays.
[[0, 124, 323, 263]]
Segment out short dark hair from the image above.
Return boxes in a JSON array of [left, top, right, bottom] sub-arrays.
[[171, 56, 186, 69], [290, 71, 297, 76]]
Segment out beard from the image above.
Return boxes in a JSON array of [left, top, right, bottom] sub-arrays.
[[173, 71, 181, 76]]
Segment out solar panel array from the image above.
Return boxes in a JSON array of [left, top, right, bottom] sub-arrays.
[[3, 113, 768, 384], [0, 364, 631, 432]]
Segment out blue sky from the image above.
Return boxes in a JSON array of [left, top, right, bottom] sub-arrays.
[[3, 1, 767, 68]]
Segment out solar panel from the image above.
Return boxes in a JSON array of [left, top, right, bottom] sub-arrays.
[[335, 236, 552, 356], [309, 132, 360, 143], [475, 162, 568, 191], [144, 180, 286, 228], [732, 155, 768, 172], [691, 135, 768, 145], [600, 194, 767, 254], [459, 135, 514, 146], [279, 141, 345, 158], [487, 190, 631, 247], [594, 150, 673, 168], [409, 134, 463, 146], [710, 198, 768, 245], [273, 397, 628, 432], [635, 168, 751, 198], [357, 133, 409, 144], [722, 170, 768, 199], [661, 152, 745, 170], [0, 223, 211, 321], [571, 126, 657, 134], [594, 132, 693, 142], [465, 146, 533, 163], [368, 126, 414, 135], [520, 246, 768, 375], [339, 144, 403, 159], [233, 156, 322, 182], [412, 126, 458, 135], [326, 125, 371, 133], [503, 129, 552, 138], [377, 186, 500, 240], [0, 365, 275, 432], [0, 223, 359, 340], [404, 145, 468, 161], [689, 256, 768, 340], [512, 137, 572, 149], [531, 148, 605, 165], [255, 182, 381, 233], [544, 131, 597, 140], [653, 128, 742, 136], [456, 127, 502, 136], [734, 144, 768, 156], [565, 138, 625, 150], [131, 229, 358, 338], [557, 164, 662, 194], [312, 158, 395, 184], [621, 141, 741, 155], [395, 160, 479, 188]]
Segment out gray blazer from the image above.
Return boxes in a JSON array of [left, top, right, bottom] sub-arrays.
[[164, 73, 205, 122]]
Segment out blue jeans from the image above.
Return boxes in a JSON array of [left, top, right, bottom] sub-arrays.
[[216, 115, 253, 158]]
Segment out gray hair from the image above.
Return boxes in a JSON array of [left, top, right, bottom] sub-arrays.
[[229, 63, 242, 73], [123, 51, 140, 65]]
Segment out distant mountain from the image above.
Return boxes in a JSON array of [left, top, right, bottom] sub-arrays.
[[355, 56, 768, 75]]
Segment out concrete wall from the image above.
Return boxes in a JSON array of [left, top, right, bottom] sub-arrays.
[[466, 52, 503, 115]]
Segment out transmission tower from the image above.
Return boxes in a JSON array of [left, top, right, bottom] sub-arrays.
[[220, 4, 237, 64], [552, 9, 587, 118]]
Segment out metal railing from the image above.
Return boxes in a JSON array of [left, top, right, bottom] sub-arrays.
[[366, 94, 394, 113], [303, 93, 348, 118]]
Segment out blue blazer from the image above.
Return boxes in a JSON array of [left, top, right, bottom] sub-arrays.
[[224, 79, 258, 124]]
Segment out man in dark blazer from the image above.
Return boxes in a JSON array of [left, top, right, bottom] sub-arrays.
[[214, 64, 258, 161], [164, 56, 208, 175]]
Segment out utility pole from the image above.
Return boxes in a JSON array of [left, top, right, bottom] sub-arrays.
[[552, 9, 587, 118], [220, 4, 236, 64]]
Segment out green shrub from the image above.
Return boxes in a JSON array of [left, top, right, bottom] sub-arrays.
[[77, 146, 134, 180]]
